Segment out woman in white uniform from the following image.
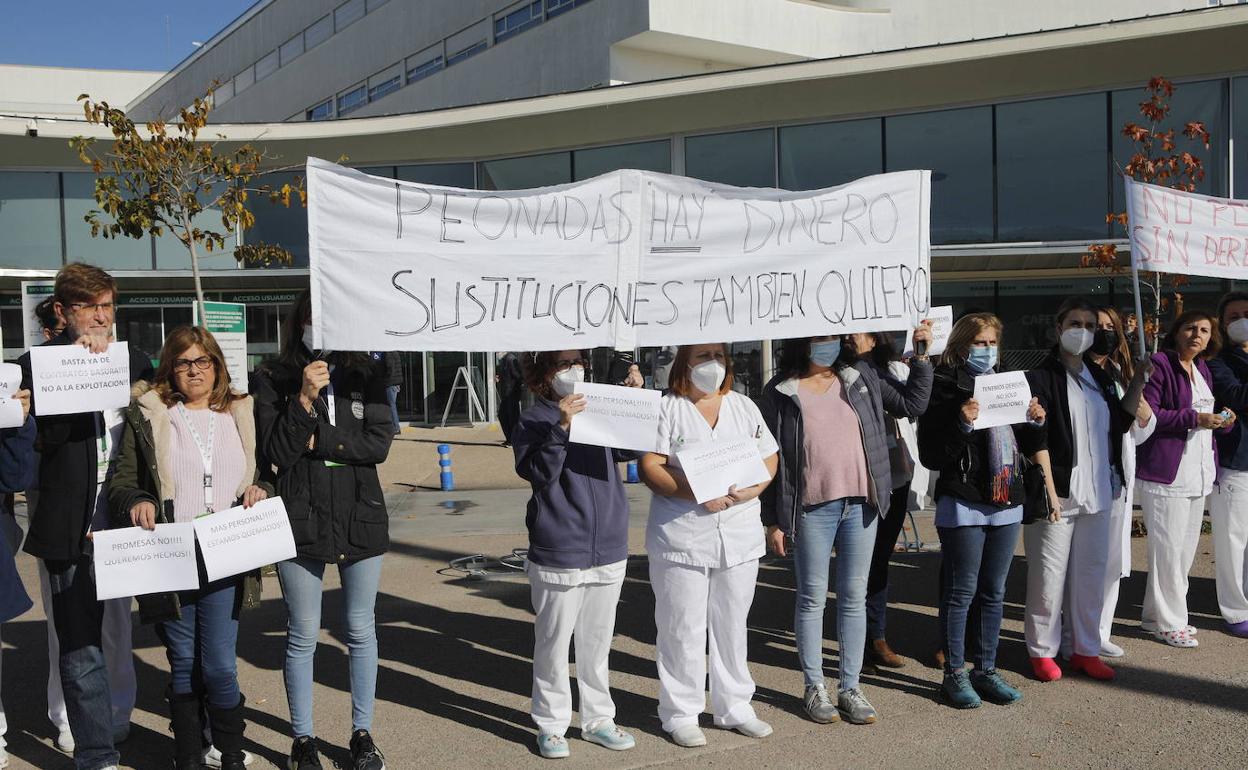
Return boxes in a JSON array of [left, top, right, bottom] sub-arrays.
[[640, 343, 779, 749]]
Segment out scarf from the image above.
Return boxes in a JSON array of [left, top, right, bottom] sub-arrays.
[[986, 424, 1018, 505]]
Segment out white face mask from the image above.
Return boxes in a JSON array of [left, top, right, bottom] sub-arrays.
[[1060, 328, 1094, 356], [1227, 318, 1248, 344], [689, 360, 726, 395], [551, 366, 584, 398]]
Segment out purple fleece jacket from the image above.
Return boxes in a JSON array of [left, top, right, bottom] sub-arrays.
[[1135, 350, 1227, 485]]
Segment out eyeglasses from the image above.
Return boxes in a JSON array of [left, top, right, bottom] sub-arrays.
[[553, 358, 588, 372], [67, 302, 115, 314], [172, 356, 214, 374]]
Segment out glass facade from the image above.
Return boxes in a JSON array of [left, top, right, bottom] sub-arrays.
[[62, 173, 152, 269], [886, 106, 994, 244], [245, 172, 309, 266], [685, 129, 776, 188], [479, 152, 571, 190], [0, 171, 61, 268], [572, 140, 670, 180], [396, 163, 476, 188], [1233, 77, 1248, 198], [779, 119, 882, 190]]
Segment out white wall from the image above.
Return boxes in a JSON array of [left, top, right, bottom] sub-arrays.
[[0, 65, 160, 118]]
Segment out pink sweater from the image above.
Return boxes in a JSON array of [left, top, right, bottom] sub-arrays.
[[799, 378, 870, 506], [169, 407, 247, 523]]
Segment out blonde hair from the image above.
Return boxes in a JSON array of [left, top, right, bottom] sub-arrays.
[[940, 313, 1003, 368]]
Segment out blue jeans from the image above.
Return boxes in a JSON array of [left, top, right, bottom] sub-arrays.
[[937, 521, 1021, 674], [278, 555, 383, 737], [793, 498, 878, 691], [43, 555, 119, 770], [155, 574, 241, 709], [386, 384, 401, 434]]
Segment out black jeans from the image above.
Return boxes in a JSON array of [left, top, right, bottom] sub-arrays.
[[865, 484, 911, 641], [43, 554, 120, 770]]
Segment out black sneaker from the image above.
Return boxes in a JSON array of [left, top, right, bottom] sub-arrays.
[[288, 736, 322, 770], [349, 730, 386, 770]]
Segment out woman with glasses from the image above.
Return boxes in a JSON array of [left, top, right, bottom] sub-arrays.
[[108, 326, 271, 770], [513, 349, 644, 759], [640, 343, 778, 748], [253, 291, 394, 770]]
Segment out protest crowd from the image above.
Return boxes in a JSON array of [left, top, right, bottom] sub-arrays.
[[2, 260, 1248, 770]]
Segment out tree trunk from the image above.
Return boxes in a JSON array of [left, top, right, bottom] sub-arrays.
[[184, 214, 207, 325]]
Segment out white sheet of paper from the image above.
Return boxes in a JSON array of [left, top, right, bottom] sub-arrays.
[[568, 382, 661, 453], [192, 497, 297, 583], [972, 371, 1033, 430], [904, 305, 954, 357], [93, 523, 199, 601], [675, 438, 771, 504], [29, 341, 132, 416], [0, 363, 22, 429]]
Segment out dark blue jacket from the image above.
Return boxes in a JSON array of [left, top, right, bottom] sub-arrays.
[[0, 418, 36, 624], [1209, 346, 1248, 471], [513, 397, 638, 569]]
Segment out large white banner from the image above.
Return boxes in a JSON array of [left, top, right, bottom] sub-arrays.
[[308, 158, 931, 352], [1126, 176, 1248, 280]]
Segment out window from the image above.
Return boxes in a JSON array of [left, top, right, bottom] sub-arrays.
[[247, 172, 309, 267], [62, 173, 152, 269], [155, 198, 231, 269], [447, 40, 487, 66], [479, 152, 571, 190], [213, 78, 233, 106], [366, 0, 389, 10], [115, 307, 164, 358], [255, 50, 279, 82], [305, 14, 333, 50], [886, 106, 994, 244], [368, 76, 400, 102], [0, 171, 62, 268], [778, 118, 882, 190], [997, 94, 1110, 242], [495, 1, 543, 43], [337, 84, 367, 116], [1236, 77, 1248, 198], [546, 0, 591, 18], [233, 66, 254, 96], [1, 309, 23, 359], [407, 53, 444, 83], [279, 34, 304, 66], [334, 0, 366, 31], [685, 129, 776, 188], [306, 99, 333, 121], [396, 163, 476, 188], [573, 140, 671, 180]]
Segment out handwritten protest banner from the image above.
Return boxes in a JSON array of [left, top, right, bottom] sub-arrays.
[[94, 523, 199, 601], [971, 371, 1032, 430], [193, 497, 297, 583], [307, 158, 931, 352], [1126, 176, 1248, 281], [675, 438, 772, 505], [29, 341, 131, 416], [568, 382, 661, 452], [0, 363, 23, 429]]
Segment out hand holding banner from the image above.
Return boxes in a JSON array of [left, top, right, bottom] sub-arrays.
[[193, 497, 297, 583], [675, 438, 771, 504], [568, 382, 661, 452], [971, 371, 1033, 430], [0, 363, 23, 429], [29, 341, 132, 416], [94, 523, 199, 601]]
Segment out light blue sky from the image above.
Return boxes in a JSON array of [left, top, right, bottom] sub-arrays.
[[1, 1, 258, 72]]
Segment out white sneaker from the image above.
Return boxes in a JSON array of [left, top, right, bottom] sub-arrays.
[[668, 725, 707, 747], [1100, 640, 1125, 658], [55, 727, 75, 753], [205, 745, 257, 767], [730, 718, 773, 739], [0, 744, 9, 768]]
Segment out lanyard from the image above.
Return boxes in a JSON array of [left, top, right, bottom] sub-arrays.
[[175, 403, 217, 513]]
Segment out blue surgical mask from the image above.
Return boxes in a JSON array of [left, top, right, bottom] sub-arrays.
[[810, 340, 841, 367], [966, 346, 998, 374]]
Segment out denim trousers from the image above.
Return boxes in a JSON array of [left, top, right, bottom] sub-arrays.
[[385, 384, 401, 435], [793, 498, 878, 691], [937, 520, 1021, 674], [155, 573, 241, 709], [278, 555, 383, 737], [43, 554, 120, 770]]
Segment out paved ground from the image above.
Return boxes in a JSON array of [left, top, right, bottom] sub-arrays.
[[2, 428, 1245, 769]]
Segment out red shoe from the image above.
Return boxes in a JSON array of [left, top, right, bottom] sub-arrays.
[[1069, 654, 1116, 681], [1030, 656, 1062, 682]]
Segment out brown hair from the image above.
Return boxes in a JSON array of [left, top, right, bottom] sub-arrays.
[[667, 343, 734, 398], [522, 350, 588, 401], [1095, 306, 1134, 386], [152, 326, 244, 411], [1162, 309, 1221, 360], [1216, 291, 1248, 334], [940, 312, 1003, 368], [54, 262, 117, 306]]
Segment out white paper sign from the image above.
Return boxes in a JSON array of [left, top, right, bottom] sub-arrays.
[[0, 363, 22, 429], [972, 371, 1033, 430], [905, 304, 954, 357], [308, 158, 932, 352], [29, 341, 131, 416], [192, 497, 297, 583], [568, 382, 661, 452], [675, 438, 771, 504], [1126, 176, 1248, 281], [93, 523, 199, 601]]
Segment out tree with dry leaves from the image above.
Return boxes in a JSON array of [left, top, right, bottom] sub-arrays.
[[1084, 76, 1212, 350], [70, 87, 308, 318]]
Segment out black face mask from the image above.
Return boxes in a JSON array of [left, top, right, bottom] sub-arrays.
[[1091, 329, 1118, 357]]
